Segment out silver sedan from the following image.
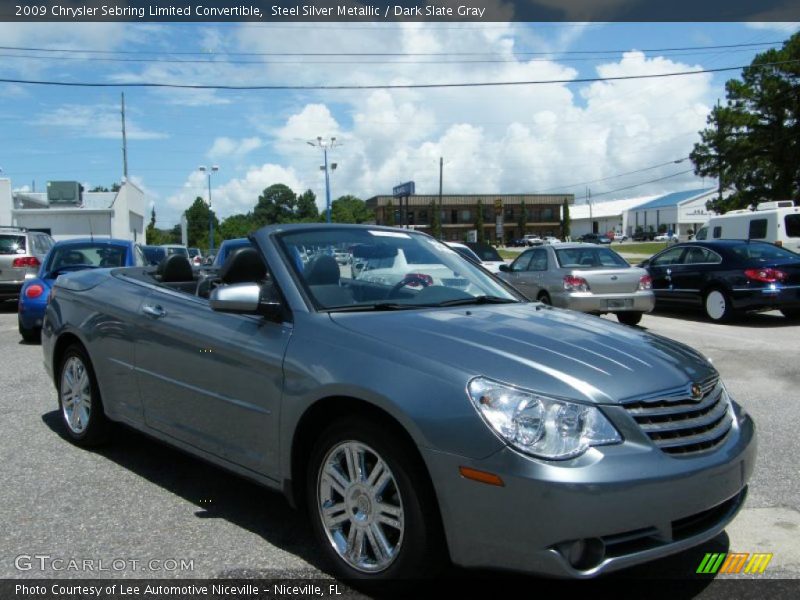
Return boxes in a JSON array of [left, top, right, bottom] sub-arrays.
[[499, 243, 655, 326]]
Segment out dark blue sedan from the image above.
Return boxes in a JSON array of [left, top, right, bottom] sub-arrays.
[[18, 238, 143, 342], [641, 240, 800, 322]]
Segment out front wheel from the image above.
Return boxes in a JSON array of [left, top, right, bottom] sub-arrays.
[[616, 311, 643, 326], [57, 344, 111, 446], [704, 288, 734, 322], [306, 417, 445, 584]]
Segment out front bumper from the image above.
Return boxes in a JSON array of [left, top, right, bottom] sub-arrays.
[[730, 285, 800, 312], [422, 407, 755, 578], [553, 290, 655, 314]]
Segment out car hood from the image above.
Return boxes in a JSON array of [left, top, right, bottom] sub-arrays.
[[329, 303, 715, 405]]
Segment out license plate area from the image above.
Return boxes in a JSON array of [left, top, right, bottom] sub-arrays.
[[607, 298, 633, 309]]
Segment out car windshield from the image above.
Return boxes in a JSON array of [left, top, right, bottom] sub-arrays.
[[556, 247, 629, 268], [47, 244, 127, 272], [188, 248, 200, 257], [0, 234, 26, 255], [165, 246, 188, 256], [729, 242, 800, 262], [278, 228, 520, 310], [469, 244, 503, 261]]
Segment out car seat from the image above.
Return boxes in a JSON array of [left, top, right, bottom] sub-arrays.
[[156, 254, 196, 293], [305, 254, 354, 308]]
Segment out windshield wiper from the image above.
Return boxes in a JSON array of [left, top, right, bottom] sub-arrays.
[[326, 302, 418, 313], [429, 296, 519, 307]]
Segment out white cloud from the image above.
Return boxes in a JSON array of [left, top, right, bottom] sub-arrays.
[[33, 104, 167, 140], [207, 136, 263, 160]]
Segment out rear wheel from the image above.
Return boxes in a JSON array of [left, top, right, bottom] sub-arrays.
[[57, 344, 111, 446], [704, 288, 734, 322], [18, 317, 41, 343], [306, 417, 444, 584], [616, 311, 643, 326], [537, 292, 551, 305]]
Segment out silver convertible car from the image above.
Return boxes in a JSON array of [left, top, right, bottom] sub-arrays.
[[42, 224, 755, 582]]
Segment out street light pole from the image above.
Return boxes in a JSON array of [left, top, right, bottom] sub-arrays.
[[198, 165, 219, 253], [307, 137, 338, 223]]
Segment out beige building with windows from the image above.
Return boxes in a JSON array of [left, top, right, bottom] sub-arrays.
[[366, 194, 575, 243]]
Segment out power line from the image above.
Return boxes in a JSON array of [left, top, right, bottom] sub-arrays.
[[0, 40, 783, 57], [588, 169, 696, 199], [535, 157, 690, 193], [1, 60, 797, 91]]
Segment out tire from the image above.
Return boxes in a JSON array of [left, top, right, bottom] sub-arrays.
[[56, 344, 111, 446], [537, 292, 551, 305], [616, 311, 643, 326], [306, 416, 445, 585], [781, 308, 800, 321], [18, 317, 41, 343], [703, 288, 734, 323]]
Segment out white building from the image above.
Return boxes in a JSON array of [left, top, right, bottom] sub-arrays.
[[626, 188, 716, 238], [0, 179, 146, 242], [569, 195, 658, 239]]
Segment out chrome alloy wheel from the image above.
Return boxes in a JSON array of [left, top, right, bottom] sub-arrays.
[[60, 356, 92, 434], [317, 441, 404, 573]]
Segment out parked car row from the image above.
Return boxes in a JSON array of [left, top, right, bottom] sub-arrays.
[[41, 222, 756, 585]]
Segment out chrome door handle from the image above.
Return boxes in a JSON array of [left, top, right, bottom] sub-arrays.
[[666, 268, 672, 275], [142, 304, 166, 318]]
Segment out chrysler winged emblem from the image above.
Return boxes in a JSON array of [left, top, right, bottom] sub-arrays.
[[691, 383, 703, 399]]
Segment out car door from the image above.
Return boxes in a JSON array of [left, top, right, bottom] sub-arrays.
[[135, 278, 291, 476], [669, 247, 723, 307], [647, 246, 687, 305], [502, 250, 534, 298]]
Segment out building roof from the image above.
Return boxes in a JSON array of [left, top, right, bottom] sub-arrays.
[[569, 195, 657, 220], [630, 188, 714, 211]]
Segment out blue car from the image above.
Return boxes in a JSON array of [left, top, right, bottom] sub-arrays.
[[212, 238, 253, 268], [18, 238, 143, 342]]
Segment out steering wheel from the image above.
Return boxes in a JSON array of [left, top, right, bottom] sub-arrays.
[[385, 274, 432, 299]]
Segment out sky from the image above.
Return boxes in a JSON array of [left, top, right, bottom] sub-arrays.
[[0, 20, 798, 228]]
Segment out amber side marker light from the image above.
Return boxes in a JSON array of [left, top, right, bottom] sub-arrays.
[[459, 466, 504, 487]]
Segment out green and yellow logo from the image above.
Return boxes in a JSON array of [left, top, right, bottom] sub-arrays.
[[696, 552, 773, 574]]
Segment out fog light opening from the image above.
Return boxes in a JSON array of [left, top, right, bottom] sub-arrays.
[[557, 538, 605, 570]]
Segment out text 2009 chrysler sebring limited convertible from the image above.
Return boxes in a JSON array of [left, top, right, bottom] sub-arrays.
[[42, 224, 755, 581]]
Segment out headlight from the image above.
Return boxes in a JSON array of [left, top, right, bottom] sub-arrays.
[[467, 377, 622, 460]]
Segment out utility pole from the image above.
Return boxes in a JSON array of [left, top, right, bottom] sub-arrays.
[[586, 187, 593, 233], [121, 93, 129, 181], [307, 137, 339, 223], [716, 98, 722, 206], [198, 165, 219, 253]]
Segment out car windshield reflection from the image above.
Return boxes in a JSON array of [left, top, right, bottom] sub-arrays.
[[278, 227, 520, 310]]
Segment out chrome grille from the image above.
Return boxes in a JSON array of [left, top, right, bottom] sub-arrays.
[[623, 375, 733, 455]]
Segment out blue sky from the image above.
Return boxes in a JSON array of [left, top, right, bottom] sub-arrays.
[[0, 21, 797, 227]]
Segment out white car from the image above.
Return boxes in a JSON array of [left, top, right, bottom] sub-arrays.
[[653, 234, 671, 242], [542, 236, 561, 245], [523, 234, 543, 246], [445, 242, 506, 273]]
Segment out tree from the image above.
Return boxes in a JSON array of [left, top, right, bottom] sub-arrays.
[[219, 213, 257, 240], [475, 199, 485, 244], [88, 183, 121, 193], [331, 195, 372, 224], [690, 33, 800, 212], [185, 196, 219, 248], [429, 200, 442, 239], [385, 199, 395, 226], [517, 199, 528, 236], [560, 199, 571, 240], [296, 189, 320, 221], [254, 184, 297, 225]]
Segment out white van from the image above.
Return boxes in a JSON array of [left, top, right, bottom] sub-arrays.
[[695, 200, 800, 252]]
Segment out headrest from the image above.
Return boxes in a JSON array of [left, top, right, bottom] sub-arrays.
[[158, 254, 194, 282], [305, 254, 340, 286], [220, 246, 267, 284]]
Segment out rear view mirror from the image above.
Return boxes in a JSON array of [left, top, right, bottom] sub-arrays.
[[499, 264, 511, 272]]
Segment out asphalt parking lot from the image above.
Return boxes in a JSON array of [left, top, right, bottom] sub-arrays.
[[0, 302, 798, 587]]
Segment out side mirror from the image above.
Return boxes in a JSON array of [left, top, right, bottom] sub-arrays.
[[210, 282, 283, 319], [499, 264, 511, 272]]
